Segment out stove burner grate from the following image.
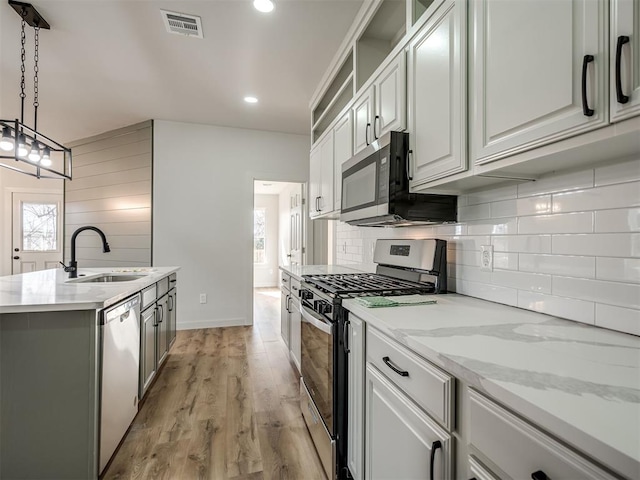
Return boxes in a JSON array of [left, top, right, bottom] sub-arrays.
[[303, 273, 434, 297]]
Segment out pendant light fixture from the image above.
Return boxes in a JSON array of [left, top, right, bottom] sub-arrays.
[[0, 0, 72, 180]]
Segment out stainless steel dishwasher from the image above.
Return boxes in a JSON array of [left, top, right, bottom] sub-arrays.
[[100, 294, 141, 473]]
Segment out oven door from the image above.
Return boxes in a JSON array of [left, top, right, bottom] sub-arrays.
[[300, 303, 334, 436]]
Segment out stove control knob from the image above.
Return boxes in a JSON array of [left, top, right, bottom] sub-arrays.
[[315, 300, 332, 315], [300, 289, 313, 300]]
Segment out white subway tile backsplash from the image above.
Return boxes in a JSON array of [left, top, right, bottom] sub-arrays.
[[467, 218, 518, 235], [519, 254, 595, 278], [594, 158, 640, 186], [552, 233, 640, 257], [553, 276, 640, 310], [492, 269, 551, 293], [334, 161, 640, 336], [493, 252, 519, 270], [596, 257, 640, 284], [491, 195, 552, 218], [492, 235, 552, 253], [466, 185, 517, 205], [595, 304, 640, 336], [517, 291, 595, 324], [459, 203, 491, 221], [552, 181, 640, 213], [517, 169, 594, 197], [594, 208, 640, 233], [517, 212, 593, 234]]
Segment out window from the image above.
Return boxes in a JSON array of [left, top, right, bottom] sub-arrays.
[[22, 202, 58, 251], [254, 208, 266, 263]]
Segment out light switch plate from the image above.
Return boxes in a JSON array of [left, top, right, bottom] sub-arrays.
[[480, 245, 493, 272]]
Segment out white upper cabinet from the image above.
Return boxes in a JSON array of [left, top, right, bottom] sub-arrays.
[[333, 111, 353, 212], [353, 53, 407, 155], [407, 0, 466, 187], [470, 0, 608, 166], [610, 0, 640, 122], [319, 131, 335, 215], [309, 144, 322, 219]]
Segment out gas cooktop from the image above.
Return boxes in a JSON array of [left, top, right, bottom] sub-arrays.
[[302, 273, 435, 298]]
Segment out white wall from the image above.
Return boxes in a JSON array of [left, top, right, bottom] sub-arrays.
[[253, 194, 279, 288], [334, 158, 640, 337], [0, 168, 64, 276], [153, 120, 309, 329]]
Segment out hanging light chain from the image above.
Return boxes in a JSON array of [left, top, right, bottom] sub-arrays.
[[19, 18, 26, 100], [33, 26, 39, 109]]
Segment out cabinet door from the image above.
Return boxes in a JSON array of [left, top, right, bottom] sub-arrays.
[[156, 295, 169, 366], [309, 144, 322, 218], [352, 86, 375, 155], [280, 288, 290, 347], [471, 0, 608, 165], [611, 0, 640, 122], [408, 0, 467, 187], [289, 297, 302, 373], [333, 111, 353, 212], [374, 53, 406, 139], [140, 306, 157, 398], [347, 316, 365, 480], [365, 364, 452, 480], [168, 288, 177, 349], [319, 131, 334, 215]]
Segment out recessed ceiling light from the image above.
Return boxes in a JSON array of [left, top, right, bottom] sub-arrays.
[[244, 96, 258, 104], [253, 0, 274, 13]]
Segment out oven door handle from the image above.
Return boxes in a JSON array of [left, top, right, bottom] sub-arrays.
[[301, 305, 333, 335]]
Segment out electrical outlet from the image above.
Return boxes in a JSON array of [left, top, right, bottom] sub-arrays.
[[480, 245, 493, 272], [199, 293, 207, 304]]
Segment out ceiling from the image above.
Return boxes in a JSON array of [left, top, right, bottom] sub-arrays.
[[0, 0, 363, 143]]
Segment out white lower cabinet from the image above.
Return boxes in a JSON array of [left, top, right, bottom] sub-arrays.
[[468, 389, 617, 480], [289, 295, 301, 373], [347, 315, 365, 480], [365, 363, 452, 480]]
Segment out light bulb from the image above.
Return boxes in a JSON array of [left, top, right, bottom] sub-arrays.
[[17, 134, 28, 157], [253, 0, 274, 13], [28, 143, 41, 162], [0, 127, 14, 151], [41, 147, 51, 166]]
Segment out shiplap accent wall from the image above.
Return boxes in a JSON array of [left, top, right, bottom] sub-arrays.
[[64, 121, 152, 268], [334, 158, 640, 337]]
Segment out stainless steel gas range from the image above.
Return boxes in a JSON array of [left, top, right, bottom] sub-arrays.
[[298, 239, 448, 480]]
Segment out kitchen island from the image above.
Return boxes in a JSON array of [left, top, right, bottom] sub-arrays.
[[0, 267, 179, 479]]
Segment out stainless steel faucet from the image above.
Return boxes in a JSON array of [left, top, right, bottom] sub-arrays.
[[61, 226, 111, 278]]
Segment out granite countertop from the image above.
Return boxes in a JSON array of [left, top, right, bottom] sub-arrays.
[[0, 267, 180, 313], [343, 294, 640, 480], [279, 263, 371, 280]]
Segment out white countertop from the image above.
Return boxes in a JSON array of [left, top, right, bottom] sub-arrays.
[[0, 267, 180, 313], [344, 294, 640, 479]]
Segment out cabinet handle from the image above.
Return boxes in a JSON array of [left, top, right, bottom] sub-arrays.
[[406, 149, 413, 181], [168, 294, 174, 312], [157, 304, 164, 323], [531, 471, 548, 480], [343, 319, 350, 354], [373, 115, 380, 139], [382, 356, 409, 377], [429, 440, 442, 480], [365, 122, 371, 146], [581, 54, 595, 117], [616, 35, 630, 104], [316, 196, 321, 212], [285, 294, 290, 313]]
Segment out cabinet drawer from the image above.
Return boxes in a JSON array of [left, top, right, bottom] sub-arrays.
[[141, 284, 157, 309], [290, 277, 301, 298], [156, 276, 170, 297], [169, 273, 177, 286], [281, 271, 291, 290], [469, 389, 617, 480], [469, 455, 500, 480], [366, 327, 454, 430]]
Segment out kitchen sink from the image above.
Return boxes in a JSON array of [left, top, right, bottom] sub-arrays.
[[68, 274, 149, 283]]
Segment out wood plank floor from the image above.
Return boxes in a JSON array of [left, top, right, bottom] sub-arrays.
[[103, 288, 325, 480]]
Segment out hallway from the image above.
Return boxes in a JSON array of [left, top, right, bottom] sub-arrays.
[[102, 288, 324, 480]]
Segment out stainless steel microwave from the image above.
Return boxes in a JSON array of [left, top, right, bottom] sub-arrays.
[[340, 131, 457, 226]]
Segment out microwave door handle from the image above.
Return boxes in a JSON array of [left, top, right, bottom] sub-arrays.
[[301, 305, 333, 335], [406, 149, 414, 181]]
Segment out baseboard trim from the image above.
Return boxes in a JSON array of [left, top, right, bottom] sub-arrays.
[[178, 318, 248, 330]]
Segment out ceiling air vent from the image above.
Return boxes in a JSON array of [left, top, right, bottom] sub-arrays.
[[160, 10, 203, 38]]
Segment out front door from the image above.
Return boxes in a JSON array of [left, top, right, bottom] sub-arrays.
[[12, 192, 63, 273]]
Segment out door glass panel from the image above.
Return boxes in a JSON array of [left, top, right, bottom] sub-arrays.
[[22, 202, 58, 252]]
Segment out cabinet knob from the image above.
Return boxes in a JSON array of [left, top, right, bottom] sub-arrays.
[[531, 471, 548, 480], [13, 256, 19, 260]]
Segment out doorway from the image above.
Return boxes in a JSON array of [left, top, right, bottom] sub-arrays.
[[11, 191, 63, 273]]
